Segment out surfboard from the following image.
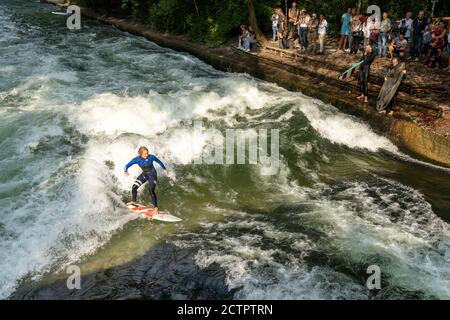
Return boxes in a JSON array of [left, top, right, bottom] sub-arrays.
[[127, 202, 182, 222], [376, 62, 406, 111], [51, 11, 69, 15], [338, 60, 363, 81]]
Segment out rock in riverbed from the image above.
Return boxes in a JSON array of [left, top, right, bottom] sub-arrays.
[[11, 244, 235, 300]]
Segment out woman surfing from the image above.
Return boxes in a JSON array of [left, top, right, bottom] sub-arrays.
[[124, 146, 168, 215]]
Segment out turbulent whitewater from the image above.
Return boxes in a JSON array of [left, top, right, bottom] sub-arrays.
[[0, 0, 449, 299]]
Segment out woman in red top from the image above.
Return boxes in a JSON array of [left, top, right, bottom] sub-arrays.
[[427, 20, 447, 69]]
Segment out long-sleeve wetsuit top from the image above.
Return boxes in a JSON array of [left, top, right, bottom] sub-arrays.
[[124, 155, 166, 177], [360, 50, 377, 74]]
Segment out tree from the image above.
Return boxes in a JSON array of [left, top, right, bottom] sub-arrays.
[[246, 0, 267, 47], [357, 0, 362, 14], [193, 0, 199, 16]]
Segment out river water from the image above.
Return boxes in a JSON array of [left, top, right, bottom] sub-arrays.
[[1, 0, 449, 299]]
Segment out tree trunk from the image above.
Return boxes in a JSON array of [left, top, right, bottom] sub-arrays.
[[246, 0, 267, 47], [357, 0, 362, 15], [193, 0, 199, 16]]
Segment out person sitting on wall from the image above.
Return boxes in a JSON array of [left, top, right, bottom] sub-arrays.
[[243, 26, 257, 52], [237, 25, 247, 50], [279, 16, 298, 50], [389, 33, 408, 60], [278, 27, 288, 49], [286, 26, 297, 49]]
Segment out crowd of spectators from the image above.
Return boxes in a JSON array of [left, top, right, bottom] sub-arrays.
[[237, 2, 449, 71]]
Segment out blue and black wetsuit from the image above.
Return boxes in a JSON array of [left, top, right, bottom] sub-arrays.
[[124, 155, 166, 207]]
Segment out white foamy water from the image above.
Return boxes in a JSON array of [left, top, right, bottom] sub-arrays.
[[179, 176, 450, 299]]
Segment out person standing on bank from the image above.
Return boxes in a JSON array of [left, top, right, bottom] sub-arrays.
[[357, 44, 377, 104], [308, 13, 319, 53], [288, 1, 299, 39], [350, 13, 364, 54], [348, 8, 358, 52], [296, 8, 310, 51], [410, 10, 428, 61], [338, 8, 352, 52], [379, 12, 392, 58], [398, 11, 413, 42], [318, 14, 328, 54], [271, 8, 280, 41]]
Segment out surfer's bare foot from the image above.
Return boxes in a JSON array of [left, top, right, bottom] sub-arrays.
[[127, 201, 137, 206], [356, 95, 364, 100], [154, 207, 159, 215], [387, 111, 394, 116], [364, 97, 368, 104], [379, 110, 387, 114]]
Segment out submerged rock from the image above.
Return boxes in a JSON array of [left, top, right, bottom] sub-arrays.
[[11, 244, 235, 300]]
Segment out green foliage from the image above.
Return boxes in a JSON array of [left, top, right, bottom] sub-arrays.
[[147, 0, 191, 33], [74, 0, 126, 14], [78, 0, 450, 44], [185, 0, 249, 45], [254, 0, 278, 33]]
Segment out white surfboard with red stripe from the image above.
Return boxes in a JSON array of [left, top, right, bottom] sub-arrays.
[[127, 203, 182, 222]]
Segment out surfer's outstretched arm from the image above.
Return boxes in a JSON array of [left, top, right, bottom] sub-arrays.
[[124, 157, 139, 175], [152, 155, 167, 172]]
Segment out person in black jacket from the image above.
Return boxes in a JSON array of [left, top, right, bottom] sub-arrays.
[[410, 10, 428, 60], [357, 44, 377, 104]]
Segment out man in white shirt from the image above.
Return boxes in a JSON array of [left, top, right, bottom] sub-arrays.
[[398, 11, 413, 41], [363, 15, 371, 46], [318, 14, 328, 54]]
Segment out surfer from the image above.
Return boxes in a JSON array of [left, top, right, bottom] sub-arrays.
[[124, 146, 168, 215], [379, 57, 406, 115], [357, 44, 377, 104]]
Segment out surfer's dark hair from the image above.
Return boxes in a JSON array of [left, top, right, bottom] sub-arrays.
[[138, 146, 149, 156]]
